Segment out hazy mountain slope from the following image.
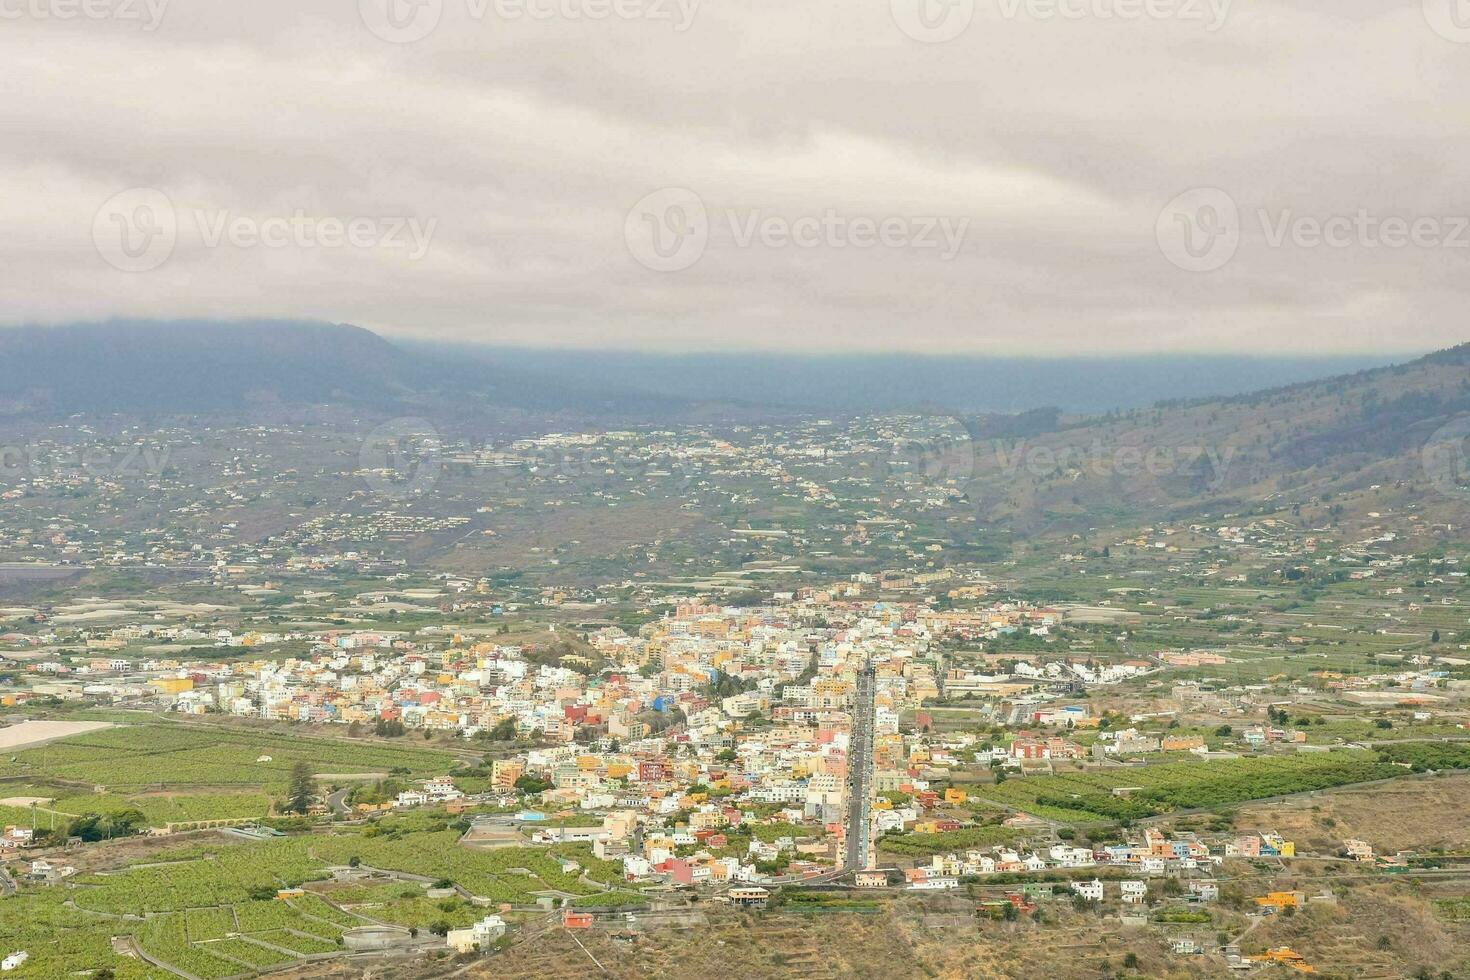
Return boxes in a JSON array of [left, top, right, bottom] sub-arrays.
[[0, 320, 405, 414], [957, 343, 1470, 528], [434, 345, 1403, 414], [0, 320, 691, 420]]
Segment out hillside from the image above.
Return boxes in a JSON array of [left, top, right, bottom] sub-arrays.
[[956, 343, 1470, 529], [0, 320, 691, 421]]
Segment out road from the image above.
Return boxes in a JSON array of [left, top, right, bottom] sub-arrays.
[[844, 661, 876, 872], [327, 787, 352, 817]]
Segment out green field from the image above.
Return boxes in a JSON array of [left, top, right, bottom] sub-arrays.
[[0, 888, 169, 980], [73, 825, 624, 914], [979, 745, 1468, 823], [879, 823, 1019, 857], [47, 790, 274, 825], [46, 822, 649, 974], [62, 826, 627, 973], [0, 721, 453, 792]]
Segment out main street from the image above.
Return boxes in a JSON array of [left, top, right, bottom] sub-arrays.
[[844, 661, 876, 872]]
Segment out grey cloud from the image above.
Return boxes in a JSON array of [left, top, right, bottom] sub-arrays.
[[0, 0, 1466, 353]]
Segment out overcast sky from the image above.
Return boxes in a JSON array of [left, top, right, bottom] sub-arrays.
[[2, 0, 1466, 354]]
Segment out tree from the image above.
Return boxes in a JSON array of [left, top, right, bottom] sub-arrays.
[[1432, 629, 1441, 644], [487, 717, 518, 741], [514, 773, 551, 795], [71, 809, 147, 842], [285, 761, 317, 814]]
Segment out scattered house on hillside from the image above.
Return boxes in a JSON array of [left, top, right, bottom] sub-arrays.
[[1072, 879, 1104, 902], [729, 886, 770, 907], [0, 828, 34, 850], [445, 915, 506, 953], [1254, 891, 1304, 912], [1189, 880, 1219, 902]]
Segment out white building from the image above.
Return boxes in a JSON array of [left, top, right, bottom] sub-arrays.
[[1072, 879, 1104, 902], [445, 915, 506, 953]]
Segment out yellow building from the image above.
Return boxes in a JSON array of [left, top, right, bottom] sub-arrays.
[[1254, 891, 1304, 911]]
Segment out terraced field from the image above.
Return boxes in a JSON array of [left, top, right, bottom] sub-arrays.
[[52, 824, 650, 975], [0, 887, 166, 980], [0, 721, 453, 791], [49, 790, 273, 825], [981, 749, 1414, 823]]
